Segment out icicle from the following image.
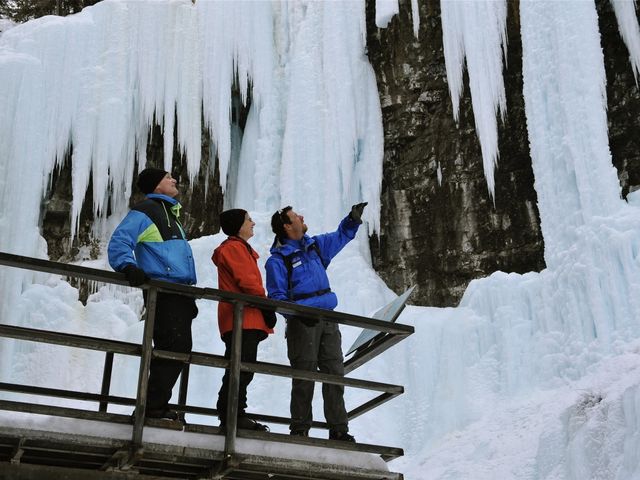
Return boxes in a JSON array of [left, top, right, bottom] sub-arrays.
[[376, 0, 399, 28], [0, 0, 276, 245], [411, 0, 420, 38], [273, 1, 383, 233], [441, 0, 507, 197], [610, 0, 640, 83], [0, 0, 386, 309]]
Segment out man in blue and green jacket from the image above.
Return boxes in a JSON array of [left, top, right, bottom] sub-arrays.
[[265, 202, 367, 442], [108, 167, 198, 421]]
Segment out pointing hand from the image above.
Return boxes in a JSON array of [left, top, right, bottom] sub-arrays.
[[349, 202, 368, 224]]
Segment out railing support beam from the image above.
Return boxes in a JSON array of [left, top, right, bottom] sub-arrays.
[[131, 287, 158, 449]]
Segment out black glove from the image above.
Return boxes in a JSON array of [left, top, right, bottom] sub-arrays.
[[122, 265, 149, 287], [261, 309, 277, 329], [349, 202, 368, 224], [296, 316, 318, 327]]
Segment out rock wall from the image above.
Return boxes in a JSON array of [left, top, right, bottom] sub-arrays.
[[42, 121, 224, 264], [366, 0, 545, 307], [597, 0, 640, 197], [39, 0, 640, 308]]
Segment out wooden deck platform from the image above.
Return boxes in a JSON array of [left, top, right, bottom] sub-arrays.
[[0, 418, 403, 480], [0, 252, 413, 480]]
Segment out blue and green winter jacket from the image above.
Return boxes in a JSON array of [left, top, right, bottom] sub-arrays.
[[265, 215, 360, 313], [108, 194, 197, 285]]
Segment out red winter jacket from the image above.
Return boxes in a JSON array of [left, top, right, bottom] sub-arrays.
[[212, 236, 273, 337]]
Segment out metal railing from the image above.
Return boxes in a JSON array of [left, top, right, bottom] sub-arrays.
[[0, 251, 414, 473]]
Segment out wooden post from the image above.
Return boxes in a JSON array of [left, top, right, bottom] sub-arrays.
[[131, 287, 157, 447], [98, 351, 114, 412], [177, 364, 190, 423], [223, 302, 244, 460]]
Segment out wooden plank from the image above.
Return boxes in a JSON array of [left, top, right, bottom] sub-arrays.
[[347, 392, 397, 421], [0, 324, 140, 356], [0, 399, 132, 425], [182, 424, 403, 460], [245, 360, 404, 393], [344, 332, 409, 374], [0, 462, 168, 480], [229, 453, 404, 480], [0, 251, 413, 336], [0, 382, 135, 407]]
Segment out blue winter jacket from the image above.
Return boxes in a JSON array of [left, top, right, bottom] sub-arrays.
[[265, 215, 360, 313], [108, 193, 197, 285]]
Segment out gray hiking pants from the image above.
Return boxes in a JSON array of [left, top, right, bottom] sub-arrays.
[[286, 318, 348, 434]]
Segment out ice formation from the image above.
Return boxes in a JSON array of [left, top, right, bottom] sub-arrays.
[[1, 1, 640, 479]]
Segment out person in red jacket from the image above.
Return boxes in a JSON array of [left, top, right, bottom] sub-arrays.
[[212, 208, 276, 431]]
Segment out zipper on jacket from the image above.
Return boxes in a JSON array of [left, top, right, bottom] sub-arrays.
[[161, 202, 171, 228]]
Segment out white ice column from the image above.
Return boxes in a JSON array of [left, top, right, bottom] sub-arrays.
[[520, 0, 622, 266], [277, 0, 383, 232], [441, 0, 507, 196]]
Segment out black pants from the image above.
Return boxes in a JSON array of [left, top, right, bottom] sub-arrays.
[[286, 319, 348, 434], [145, 293, 198, 411], [217, 329, 265, 421]]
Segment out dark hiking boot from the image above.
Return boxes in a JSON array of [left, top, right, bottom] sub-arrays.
[[329, 430, 355, 443], [237, 415, 269, 431], [290, 429, 309, 437], [220, 416, 269, 432], [146, 408, 180, 421]]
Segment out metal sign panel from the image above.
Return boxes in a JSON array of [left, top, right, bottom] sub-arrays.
[[345, 286, 415, 356]]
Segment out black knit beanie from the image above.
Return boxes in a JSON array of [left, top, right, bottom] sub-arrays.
[[137, 168, 168, 195], [220, 209, 247, 236]]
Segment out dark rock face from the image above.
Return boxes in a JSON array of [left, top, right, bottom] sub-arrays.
[[597, 0, 640, 197], [141, 122, 223, 240], [40, 1, 640, 309], [42, 159, 98, 263], [42, 121, 225, 264], [366, 0, 545, 306]]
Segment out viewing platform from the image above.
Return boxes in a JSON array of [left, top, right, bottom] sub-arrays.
[[0, 252, 414, 480]]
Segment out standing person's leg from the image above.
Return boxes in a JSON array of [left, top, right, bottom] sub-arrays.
[[217, 329, 267, 430], [217, 329, 261, 420], [318, 321, 350, 439], [146, 293, 197, 413], [216, 332, 234, 420], [237, 330, 261, 416], [287, 318, 322, 435]]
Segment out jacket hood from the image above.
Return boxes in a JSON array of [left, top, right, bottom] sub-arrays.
[[147, 193, 179, 206], [269, 234, 316, 256], [213, 236, 257, 267]]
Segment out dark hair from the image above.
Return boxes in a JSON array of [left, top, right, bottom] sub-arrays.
[[271, 206, 293, 238]]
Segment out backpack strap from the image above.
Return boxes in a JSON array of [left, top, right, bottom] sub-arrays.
[[282, 252, 295, 299], [278, 242, 328, 300]]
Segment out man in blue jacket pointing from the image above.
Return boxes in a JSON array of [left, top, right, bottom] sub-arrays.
[[265, 202, 367, 442], [108, 167, 198, 421]]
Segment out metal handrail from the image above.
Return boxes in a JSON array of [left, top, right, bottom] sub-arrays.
[[0, 250, 414, 470], [0, 252, 413, 334]]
